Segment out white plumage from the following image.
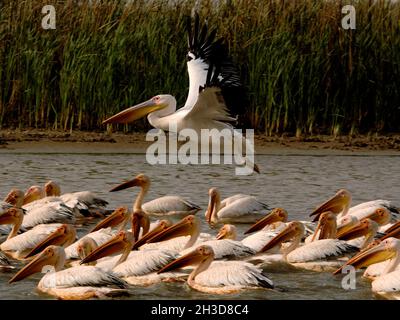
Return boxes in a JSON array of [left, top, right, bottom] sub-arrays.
[[180, 239, 255, 259], [139, 233, 213, 252], [65, 228, 115, 260], [206, 188, 270, 224], [193, 261, 273, 289], [372, 270, 400, 295], [241, 230, 280, 252], [1, 223, 62, 258], [21, 202, 75, 229], [286, 239, 356, 263], [142, 196, 200, 216], [216, 197, 270, 222], [113, 249, 178, 277], [39, 265, 125, 289]]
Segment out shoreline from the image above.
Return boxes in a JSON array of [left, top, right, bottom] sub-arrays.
[[1, 129, 400, 155]]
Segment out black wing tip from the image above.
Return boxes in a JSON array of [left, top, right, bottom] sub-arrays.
[[259, 274, 274, 289]]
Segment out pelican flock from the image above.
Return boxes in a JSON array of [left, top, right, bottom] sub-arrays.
[[1, 14, 399, 301], [2, 173, 399, 300]]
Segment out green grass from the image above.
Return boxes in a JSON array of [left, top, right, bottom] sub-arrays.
[[0, 0, 399, 136]]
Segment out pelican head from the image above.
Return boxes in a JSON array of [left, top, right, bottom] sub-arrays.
[[146, 215, 200, 249], [110, 173, 150, 192], [310, 189, 351, 222], [216, 224, 237, 240], [77, 237, 98, 261], [261, 221, 305, 253], [132, 219, 172, 250], [158, 245, 214, 274], [90, 207, 130, 232], [102, 95, 174, 125], [9, 245, 65, 283], [24, 224, 76, 258], [80, 230, 134, 265], [205, 188, 221, 224], [0, 207, 24, 226], [0, 207, 24, 239], [4, 189, 25, 208], [44, 181, 61, 197], [337, 218, 378, 241], [312, 211, 337, 241], [336, 215, 359, 235], [333, 237, 400, 275], [23, 185, 45, 205], [244, 208, 288, 234], [367, 207, 391, 226]]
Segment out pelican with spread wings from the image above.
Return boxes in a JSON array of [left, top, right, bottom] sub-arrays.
[[103, 14, 258, 174]]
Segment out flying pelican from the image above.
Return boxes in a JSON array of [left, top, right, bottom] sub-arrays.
[[157, 245, 273, 294], [205, 188, 271, 224], [260, 220, 358, 272], [333, 238, 400, 300], [102, 14, 258, 174], [110, 174, 200, 217], [9, 245, 128, 300], [309, 189, 398, 223]]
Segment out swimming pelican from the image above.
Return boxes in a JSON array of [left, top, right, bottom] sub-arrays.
[[141, 215, 252, 258], [9, 245, 128, 300], [0, 216, 75, 262], [261, 220, 358, 272], [64, 227, 115, 261], [23, 184, 105, 219], [333, 238, 400, 300], [158, 245, 273, 294], [110, 174, 200, 217], [310, 189, 398, 223], [336, 218, 379, 250], [44, 180, 109, 216], [79, 230, 186, 286], [20, 186, 76, 229], [205, 188, 271, 224], [102, 14, 258, 174], [0, 202, 76, 258], [216, 223, 285, 253]]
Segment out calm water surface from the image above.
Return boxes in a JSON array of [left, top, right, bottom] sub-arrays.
[[0, 151, 399, 300]]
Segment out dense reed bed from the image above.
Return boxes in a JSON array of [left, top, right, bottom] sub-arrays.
[[0, 0, 399, 136]]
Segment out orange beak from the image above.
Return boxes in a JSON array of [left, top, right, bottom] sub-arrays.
[[244, 208, 288, 234]]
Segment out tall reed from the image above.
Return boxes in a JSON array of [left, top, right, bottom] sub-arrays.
[[0, 0, 399, 135]]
